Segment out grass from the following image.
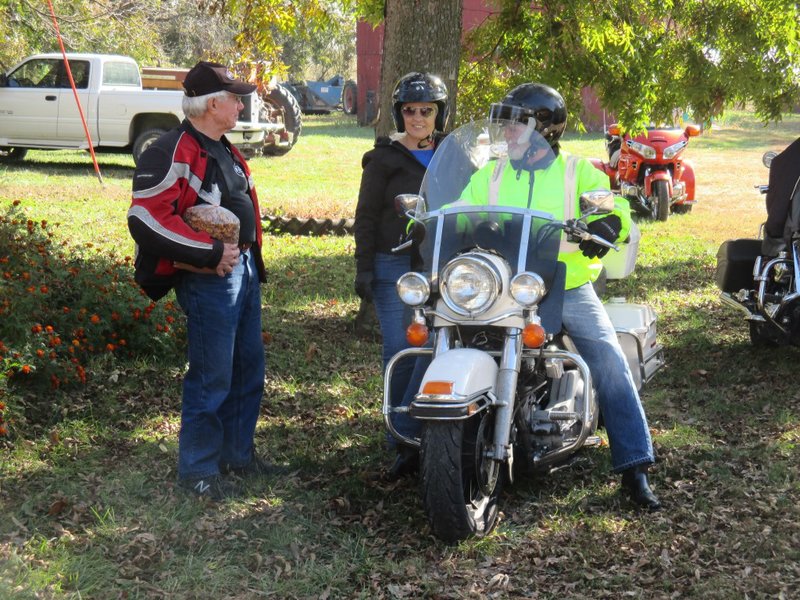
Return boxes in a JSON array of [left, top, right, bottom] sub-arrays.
[[2, 110, 800, 599]]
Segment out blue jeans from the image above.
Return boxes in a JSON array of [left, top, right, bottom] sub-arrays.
[[561, 283, 655, 472], [174, 249, 265, 480], [372, 253, 427, 445]]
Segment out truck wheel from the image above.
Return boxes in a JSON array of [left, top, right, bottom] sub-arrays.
[[132, 129, 167, 165], [342, 81, 357, 115], [261, 83, 302, 156], [0, 147, 28, 162]]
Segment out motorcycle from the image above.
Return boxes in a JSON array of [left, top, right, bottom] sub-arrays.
[[591, 123, 701, 221], [382, 121, 665, 543], [715, 140, 800, 346]]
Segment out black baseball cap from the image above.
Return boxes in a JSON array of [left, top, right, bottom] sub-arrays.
[[183, 61, 256, 97]]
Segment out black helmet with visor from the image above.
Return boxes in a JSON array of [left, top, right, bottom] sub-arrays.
[[489, 83, 567, 149], [392, 72, 449, 133]]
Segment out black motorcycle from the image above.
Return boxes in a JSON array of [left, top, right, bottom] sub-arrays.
[[715, 138, 800, 345]]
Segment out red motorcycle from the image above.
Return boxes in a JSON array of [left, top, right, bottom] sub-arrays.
[[591, 123, 701, 221]]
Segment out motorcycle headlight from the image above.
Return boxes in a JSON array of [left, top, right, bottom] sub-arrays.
[[440, 256, 500, 316], [510, 272, 546, 307], [396, 272, 430, 306], [626, 140, 656, 159], [662, 140, 687, 160]]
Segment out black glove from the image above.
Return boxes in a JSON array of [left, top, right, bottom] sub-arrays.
[[354, 271, 374, 302], [579, 215, 622, 259]]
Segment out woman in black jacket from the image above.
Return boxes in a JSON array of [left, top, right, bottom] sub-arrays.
[[353, 72, 448, 479]]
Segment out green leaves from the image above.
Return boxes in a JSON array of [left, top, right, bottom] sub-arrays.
[[459, 0, 800, 132]]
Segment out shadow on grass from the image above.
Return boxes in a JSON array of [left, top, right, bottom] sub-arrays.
[[1, 152, 135, 180]]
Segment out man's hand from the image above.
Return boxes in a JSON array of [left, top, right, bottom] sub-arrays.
[[354, 271, 374, 302], [579, 215, 622, 258], [215, 243, 241, 277]]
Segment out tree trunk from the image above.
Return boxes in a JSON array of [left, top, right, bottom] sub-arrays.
[[375, 0, 463, 138]]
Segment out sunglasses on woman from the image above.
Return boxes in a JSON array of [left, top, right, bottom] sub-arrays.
[[401, 106, 436, 118]]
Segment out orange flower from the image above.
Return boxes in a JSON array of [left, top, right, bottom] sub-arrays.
[[45, 325, 54, 333], [20, 365, 31, 374], [90, 314, 101, 324], [36, 349, 45, 358], [0, 424, 7, 436], [31, 324, 43, 334], [40, 285, 48, 294]]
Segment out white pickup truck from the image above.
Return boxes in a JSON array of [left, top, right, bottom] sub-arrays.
[[0, 53, 288, 163]]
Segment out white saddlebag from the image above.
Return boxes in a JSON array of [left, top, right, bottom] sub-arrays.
[[603, 298, 665, 392]]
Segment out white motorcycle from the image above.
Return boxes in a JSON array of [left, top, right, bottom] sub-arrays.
[[382, 121, 665, 543]]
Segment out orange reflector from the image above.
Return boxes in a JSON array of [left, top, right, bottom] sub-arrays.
[[406, 322, 429, 346], [422, 381, 454, 395], [522, 323, 546, 348]]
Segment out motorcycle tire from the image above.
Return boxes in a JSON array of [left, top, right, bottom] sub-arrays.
[[420, 413, 502, 543], [653, 180, 670, 222]]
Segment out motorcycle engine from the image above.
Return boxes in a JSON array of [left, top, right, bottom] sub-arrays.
[[517, 358, 587, 460]]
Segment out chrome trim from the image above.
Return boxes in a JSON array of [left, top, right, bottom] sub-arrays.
[[383, 347, 432, 448], [524, 349, 596, 469], [518, 212, 532, 273], [615, 327, 666, 387], [431, 213, 444, 289], [755, 252, 799, 336], [490, 329, 522, 461], [719, 292, 755, 317], [425, 308, 524, 325]]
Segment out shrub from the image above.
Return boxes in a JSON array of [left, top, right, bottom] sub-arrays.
[[0, 202, 185, 434]]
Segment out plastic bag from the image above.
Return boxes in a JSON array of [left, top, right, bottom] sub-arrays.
[[183, 204, 240, 244]]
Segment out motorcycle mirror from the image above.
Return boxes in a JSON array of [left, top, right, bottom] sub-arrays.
[[395, 193, 426, 218], [762, 151, 778, 169], [685, 124, 701, 137], [607, 123, 620, 136], [579, 190, 616, 215]]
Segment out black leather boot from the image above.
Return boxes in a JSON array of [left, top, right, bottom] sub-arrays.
[[385, 445, 419, 481], [621, 465, 662, 511]]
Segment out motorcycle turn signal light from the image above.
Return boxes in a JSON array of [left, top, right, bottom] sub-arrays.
[[522, 323, 546, 348], [422, 381, 454, 395], [406, 322, 430, 346]]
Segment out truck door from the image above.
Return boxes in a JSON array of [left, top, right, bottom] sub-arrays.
[[55, 60, 94, 142], [0, 58, 62, 142]]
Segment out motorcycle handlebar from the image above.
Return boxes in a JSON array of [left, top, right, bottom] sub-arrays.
[[562, 219, 619, 252]]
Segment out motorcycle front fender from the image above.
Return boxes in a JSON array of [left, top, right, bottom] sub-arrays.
[[644, 170, 673, 197], [678, 159, 696, 201], [409, 348, 498, 422]]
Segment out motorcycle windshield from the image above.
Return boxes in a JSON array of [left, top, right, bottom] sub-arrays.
[[415, 119, 562, 287]]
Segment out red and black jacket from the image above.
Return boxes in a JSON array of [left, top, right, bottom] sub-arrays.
[[128, 120, 266, 300]]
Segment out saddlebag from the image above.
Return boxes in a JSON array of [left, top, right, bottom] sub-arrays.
[[602, 221, 641, 280], [603, 299, 665, 392], [715, 239, 761, 293]]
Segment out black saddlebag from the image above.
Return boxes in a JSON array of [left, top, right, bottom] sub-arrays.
[[715, 239, 762, 293]]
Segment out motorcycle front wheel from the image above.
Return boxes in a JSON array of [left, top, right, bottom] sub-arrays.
[[420, 412, 503, 543], [653, 180, 670, 222]]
